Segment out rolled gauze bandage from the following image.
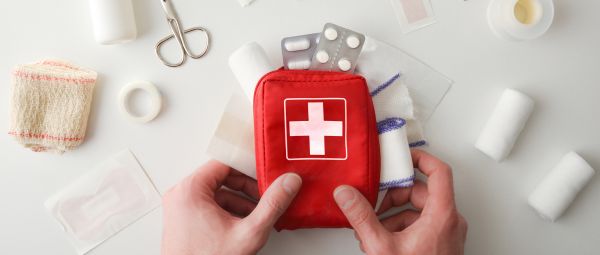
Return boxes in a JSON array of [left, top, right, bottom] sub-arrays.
[[229, 42, 275, 101], [378, 118, 414, 189], [9, 60, 97, 153], [528, 152, 595, 221], [475, 89, 534, 161], [89, 0, 137, 44]]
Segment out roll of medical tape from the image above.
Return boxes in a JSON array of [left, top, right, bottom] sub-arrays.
[[487, 0, 554, 41], [118, 81, 162, 124]]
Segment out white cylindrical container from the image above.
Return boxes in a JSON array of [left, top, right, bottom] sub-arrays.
[[475, 89, 534, 162], [228, 42, 275, 102], [487, 0, 554, 41], [89, 0, 138, 44], [528, 152, 595, 221]]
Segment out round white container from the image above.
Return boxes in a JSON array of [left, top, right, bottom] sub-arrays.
[[89, 0, 137, 44]]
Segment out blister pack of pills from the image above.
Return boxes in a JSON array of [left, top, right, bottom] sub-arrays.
[[281, 33, 320, 70], [310, 23, 365, 73]]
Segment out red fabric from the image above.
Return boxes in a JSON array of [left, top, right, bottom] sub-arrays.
[[253, 69, 380, 230]]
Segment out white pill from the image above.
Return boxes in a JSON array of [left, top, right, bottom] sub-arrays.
[[315, 50, 330, 63], [324, 28, 338, 41], [346, 35, 361, 49], [284, 37, 311, 52], [287, 58, 311, 70], [338, 58, 352, 71]]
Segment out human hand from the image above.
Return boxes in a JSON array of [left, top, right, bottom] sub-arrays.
[[333, 149, 467, 255], [161, 160, 302, 255]]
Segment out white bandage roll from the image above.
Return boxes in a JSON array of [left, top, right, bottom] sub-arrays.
[[89, 0, 137, 44], [528, 152, 595, 221], [229, 42, 275, 101], [378, 118, 414, 189], [475, 89, 534, 162]]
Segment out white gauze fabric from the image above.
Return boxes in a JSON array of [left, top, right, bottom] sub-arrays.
[[475, 88, 534, 162], [206, 94, 257, 179], [528, 152, 595, 222], [368, 74, 415, 188], [45, 150, 161, 255], [377, 118, 415, 189], [356, 36, 452, 146], [229, 42, 275, 101]]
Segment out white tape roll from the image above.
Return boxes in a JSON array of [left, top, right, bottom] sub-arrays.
[[119, 81, 162, 123], [487, 0, 554, 41], [528, 152, 595, 222]]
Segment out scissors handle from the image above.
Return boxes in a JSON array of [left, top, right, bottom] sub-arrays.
[[155, 19, 211, 67]]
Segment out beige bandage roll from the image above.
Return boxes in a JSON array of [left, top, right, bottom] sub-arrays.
[[9, 60, 98, 153]]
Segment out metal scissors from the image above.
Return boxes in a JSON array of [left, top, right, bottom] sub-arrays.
[[155, 0, 210, 67]]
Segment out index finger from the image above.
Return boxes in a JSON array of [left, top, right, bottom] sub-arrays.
[[187, 160, 232, 197], [411, 149, 455, 211]]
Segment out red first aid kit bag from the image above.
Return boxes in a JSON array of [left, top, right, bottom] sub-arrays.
[[253, 69, 380, 230]]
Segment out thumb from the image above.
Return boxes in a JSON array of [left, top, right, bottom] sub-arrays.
[[245, 173, 302, 229], [334, 185, 388, 240]]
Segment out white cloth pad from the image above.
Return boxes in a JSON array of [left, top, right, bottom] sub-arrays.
[[356, 36, 452, 146], [206, 94, 257, 179], [45, 150, 161, 255], [475, 88, 534, 162], [229, 42, 275, 101], [528, 152, 595, 222]]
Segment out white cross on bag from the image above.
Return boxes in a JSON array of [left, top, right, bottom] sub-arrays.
[[289, 102, 343, 155]]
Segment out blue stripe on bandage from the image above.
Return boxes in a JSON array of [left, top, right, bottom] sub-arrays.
[[409, 140, 427, 147], [370, 73, 401, 96], [377, 118, 406, 134], [379, 175, 415, 190]]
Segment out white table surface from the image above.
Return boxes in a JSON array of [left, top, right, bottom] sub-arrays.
[[1, 0, 599, 254]]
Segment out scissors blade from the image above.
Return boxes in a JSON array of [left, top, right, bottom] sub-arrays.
[[160, 0, 177, 20]]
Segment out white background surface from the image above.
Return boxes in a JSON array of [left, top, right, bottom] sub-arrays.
[[1, 0, 599, 254]]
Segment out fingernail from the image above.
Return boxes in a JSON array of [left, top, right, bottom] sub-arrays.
[[282, 173, 302, 195], [334, 186, 355, 210]]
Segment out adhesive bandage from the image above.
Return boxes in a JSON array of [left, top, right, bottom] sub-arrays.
[[475, 89, 534, 162], [528, 152, 595, 222], [45, 150, 161, 255], [206, 94, 257, 178], [390, 0, 437, 34]]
